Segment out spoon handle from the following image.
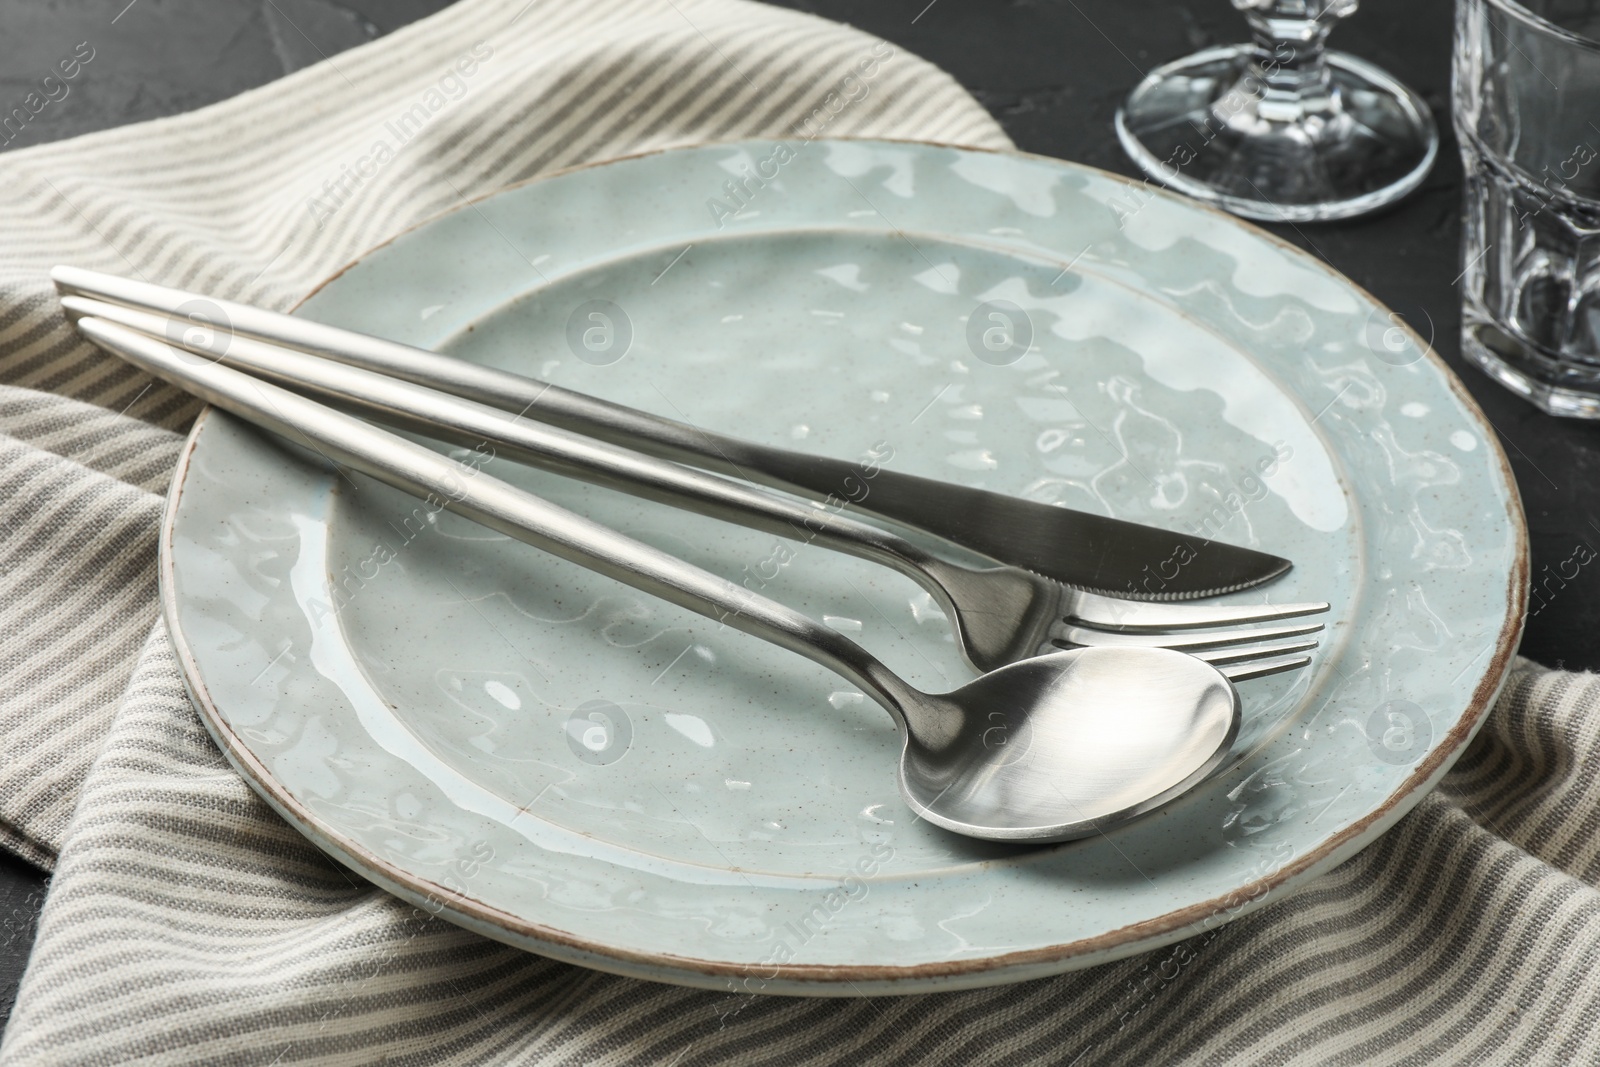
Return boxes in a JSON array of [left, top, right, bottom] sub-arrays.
[[77, 316, 924, 722]]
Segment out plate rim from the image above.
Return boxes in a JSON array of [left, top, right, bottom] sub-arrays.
[[160, 137, 1530, 992]]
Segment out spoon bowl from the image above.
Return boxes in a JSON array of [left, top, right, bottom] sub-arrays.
[[898, 646, 1241, 843]]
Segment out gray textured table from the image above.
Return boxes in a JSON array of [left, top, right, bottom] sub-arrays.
[[0, 0, 1566, 1036]]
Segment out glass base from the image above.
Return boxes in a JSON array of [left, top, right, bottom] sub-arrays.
[[1464, 319, 1600, 419], [1116, 44, 1439, 223]]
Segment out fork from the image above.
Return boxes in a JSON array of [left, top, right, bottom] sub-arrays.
[[67, 297, 1329, 676]]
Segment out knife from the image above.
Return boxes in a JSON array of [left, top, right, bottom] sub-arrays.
[[53, 265, 1291, 598]]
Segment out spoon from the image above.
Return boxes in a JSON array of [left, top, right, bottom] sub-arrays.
[[81, 315, 1247, 842]]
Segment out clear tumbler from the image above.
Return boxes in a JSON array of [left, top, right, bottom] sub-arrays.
[[1457, 0, 1600, 417]]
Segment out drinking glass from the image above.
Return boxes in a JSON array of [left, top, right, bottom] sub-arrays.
[[1116, 1, 1439, 222], [1456, 0, 1600, 417]]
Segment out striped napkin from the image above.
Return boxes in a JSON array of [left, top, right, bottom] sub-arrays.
[[0, 0, 1585, 1062]]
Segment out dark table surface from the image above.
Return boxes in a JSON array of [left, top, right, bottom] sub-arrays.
[[0, 0, 1581, 1036]]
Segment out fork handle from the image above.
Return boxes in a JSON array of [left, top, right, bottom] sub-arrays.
[[52, 266, 1000, 553], [80, 317, 929, 725], [61, 296, 957, 613]]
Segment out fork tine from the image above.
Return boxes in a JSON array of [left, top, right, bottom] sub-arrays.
[[1066, 590, 1330, 633], [1055, 619, 1324, 651], [1049, 635, 1318, 663], [1190, 638, 1318, 666], [1219, 654, 1313, 682]]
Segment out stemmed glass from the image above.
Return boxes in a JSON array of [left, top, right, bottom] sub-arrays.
[[1115, 0, 1438, 222]]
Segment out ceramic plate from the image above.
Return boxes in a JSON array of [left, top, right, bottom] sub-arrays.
[[162, 140, 1526, 995]]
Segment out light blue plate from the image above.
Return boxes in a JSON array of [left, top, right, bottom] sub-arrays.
[[161, 140, 1526, 995]]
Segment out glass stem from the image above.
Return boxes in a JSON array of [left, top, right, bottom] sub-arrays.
[[1242, 11, 1340, 122]]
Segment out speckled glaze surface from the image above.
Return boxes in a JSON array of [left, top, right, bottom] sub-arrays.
[[161, 140, 1526, 995]]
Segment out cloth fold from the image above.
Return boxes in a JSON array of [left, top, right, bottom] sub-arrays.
[[0, 0, 1585, 1063], [0, 389, 182, 868]]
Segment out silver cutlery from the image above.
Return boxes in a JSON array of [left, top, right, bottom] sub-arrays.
[[52, 265, 1294, 599], [78, 313, 1294, 843], [63, 294, 1328, 676]]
